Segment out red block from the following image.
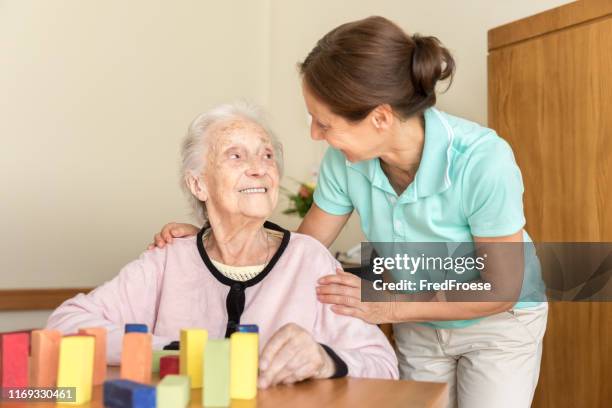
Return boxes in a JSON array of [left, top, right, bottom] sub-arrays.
[[159, 355, 179, 379], [0, 331, 30, 388]]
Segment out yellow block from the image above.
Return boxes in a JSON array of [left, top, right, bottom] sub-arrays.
[[179, 329, 207, 389], [56, 335, 95, 405], [230, 332, 258, 399]]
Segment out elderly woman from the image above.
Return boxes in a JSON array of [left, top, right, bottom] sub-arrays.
[[47, 102, 398, 387]]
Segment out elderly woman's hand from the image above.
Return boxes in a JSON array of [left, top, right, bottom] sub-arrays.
[[258, 323, 336, 388], [147, 222, 199, 250]]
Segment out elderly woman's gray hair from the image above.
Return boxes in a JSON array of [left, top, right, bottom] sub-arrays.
[[180, 101, 284, 223]]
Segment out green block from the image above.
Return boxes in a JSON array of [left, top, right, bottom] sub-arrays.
[[203, 339, 230, 407], [152, 350, 179, 373], [157, 375, 190, 408]]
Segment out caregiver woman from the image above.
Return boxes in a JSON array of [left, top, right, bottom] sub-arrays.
[[152, 16, 547, 408]]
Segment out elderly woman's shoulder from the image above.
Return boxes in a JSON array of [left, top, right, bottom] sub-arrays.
[[145, 236, 199, 259], [287, 232, 338, 265]]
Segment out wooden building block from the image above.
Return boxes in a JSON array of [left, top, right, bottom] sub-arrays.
[[125, 324, 148, 334], [78, 327, 107, 385], [179, 329, 207, 389], [230, 332, 258, 400], [56, 335, 95, 405], [0, 331, 30, 388], [159, 355, 179, 379], [120, 332, 152, 384], [203, 339, 230, 407], [30, 329, 61, 387], [103, 379, 156, 408], [236, 324, 259, 333], [157, 375, 190, 408], [152, 350, 179, 373]]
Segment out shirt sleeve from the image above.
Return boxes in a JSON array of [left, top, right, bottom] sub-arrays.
[[312, 256, 399, 380], [46, 248, 174, 364], [313, 147, 354, 215], [462, 137, 526, 237]]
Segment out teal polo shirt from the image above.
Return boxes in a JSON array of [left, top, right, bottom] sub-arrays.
[[314, 107, 544, 329]]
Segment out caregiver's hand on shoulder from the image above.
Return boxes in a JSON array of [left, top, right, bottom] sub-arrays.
[[317, 267, 394, 324], [147, 222, 199, 250], [258, 323, 335, 389]]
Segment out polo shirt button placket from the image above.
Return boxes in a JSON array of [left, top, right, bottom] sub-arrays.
[[394, 219, 402, 235]]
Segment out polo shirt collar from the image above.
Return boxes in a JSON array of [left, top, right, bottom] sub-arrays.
[[414, 107, 454, 199], [345, 107, 454, 201], [345, 156, 396, 196]]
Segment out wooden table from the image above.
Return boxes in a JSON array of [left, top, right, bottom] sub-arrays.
[[1, 367, 448, 408]]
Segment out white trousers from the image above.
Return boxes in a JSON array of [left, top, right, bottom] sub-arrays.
[[393, 303, 548, 408]]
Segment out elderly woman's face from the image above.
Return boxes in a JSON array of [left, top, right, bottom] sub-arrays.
[[202, 119, 279, 220]]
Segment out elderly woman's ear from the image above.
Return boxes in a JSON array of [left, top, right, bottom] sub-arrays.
[[185, 173, 208, 202]]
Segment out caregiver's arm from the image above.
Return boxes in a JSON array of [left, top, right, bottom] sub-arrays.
[[387, 230, 523, 321], [317, 230, 523, 323], [46, 248, 173, 364], [297, 203, 351, 248]]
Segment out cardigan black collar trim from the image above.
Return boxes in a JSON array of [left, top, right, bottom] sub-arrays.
[[196, 220, 290, 288], [196, 221, 290, 338]]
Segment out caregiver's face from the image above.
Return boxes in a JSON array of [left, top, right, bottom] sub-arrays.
[[203, 119, 279, 219], [302, 82, 385, 163]]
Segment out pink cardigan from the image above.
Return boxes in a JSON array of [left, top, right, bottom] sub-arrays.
[[47, 230, 398, 379]]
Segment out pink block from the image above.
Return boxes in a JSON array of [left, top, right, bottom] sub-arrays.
[[0, 331, 30, 388]]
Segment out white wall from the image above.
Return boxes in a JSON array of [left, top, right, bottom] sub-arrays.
[[268, 0, 574, 253], [0, 0, 271, 329], [1, 0, 270, 287], [0, 0, 573, 330]]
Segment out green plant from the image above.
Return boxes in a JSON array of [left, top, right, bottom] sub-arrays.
[[281, 181, 315, 218]]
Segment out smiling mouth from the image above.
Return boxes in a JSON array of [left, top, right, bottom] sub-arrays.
[[239, 187, 268, 194]]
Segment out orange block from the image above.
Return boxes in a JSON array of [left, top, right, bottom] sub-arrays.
[[120, 333, 152, 384], [30, 329, 61, 387], [78, 328, 107, 385]]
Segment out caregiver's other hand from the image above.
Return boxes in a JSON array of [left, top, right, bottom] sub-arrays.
[[147, 222, 199, 250], [258, 323, 335, 389], [317, 267, 394, 324]]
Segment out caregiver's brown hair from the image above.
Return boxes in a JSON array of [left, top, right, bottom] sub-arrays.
[[299, 16, 455, 122]]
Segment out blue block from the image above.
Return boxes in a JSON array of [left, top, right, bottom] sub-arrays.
[[103, 379, 156, 408], [237, 324, 259, 333], [125, 323, 148, 333]]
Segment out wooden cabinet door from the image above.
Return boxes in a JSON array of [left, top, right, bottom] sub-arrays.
[[489, 15, 612, 408]]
